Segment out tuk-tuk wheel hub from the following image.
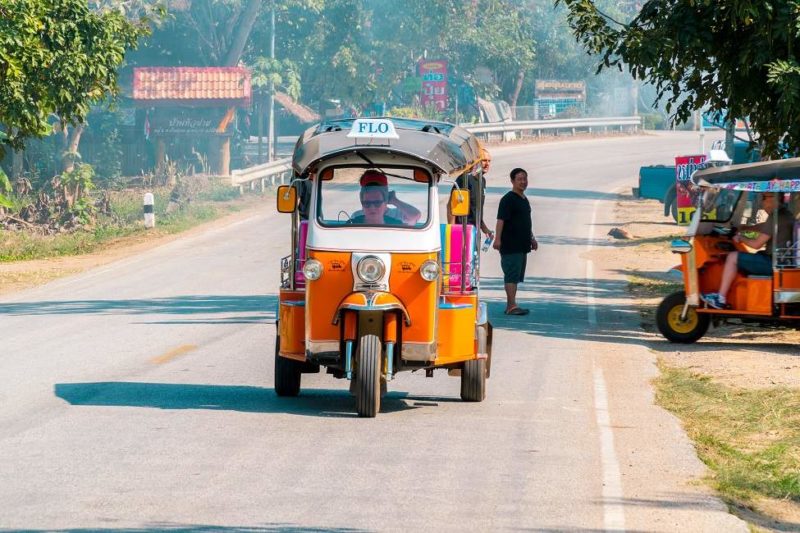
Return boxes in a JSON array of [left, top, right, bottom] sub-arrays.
[[667, 305, 699, 333]]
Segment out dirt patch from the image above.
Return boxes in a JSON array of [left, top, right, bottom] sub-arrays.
[[0, 196, 267, 297]]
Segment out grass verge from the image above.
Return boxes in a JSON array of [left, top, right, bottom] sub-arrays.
[[654, 363, 800, 521], [0, 185, 251, 262]]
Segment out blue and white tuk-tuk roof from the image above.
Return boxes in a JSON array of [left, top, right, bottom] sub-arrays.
[[291, 117, 483, 178], [693, 158, 800, 192]]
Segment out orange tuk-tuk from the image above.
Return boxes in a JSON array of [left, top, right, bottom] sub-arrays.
[[274, 117, 492, 417], [657, 158, 800, 342]]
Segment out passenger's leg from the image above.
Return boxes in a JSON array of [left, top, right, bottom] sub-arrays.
[[718, 251, 739, 301]]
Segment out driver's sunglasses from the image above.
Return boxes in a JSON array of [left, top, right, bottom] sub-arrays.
[[361, 200, 385, 208]]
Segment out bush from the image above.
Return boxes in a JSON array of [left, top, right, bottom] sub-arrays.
[[642, 113, 667, 130]]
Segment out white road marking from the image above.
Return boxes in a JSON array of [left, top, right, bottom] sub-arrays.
[[587, 198, 626, 531], [594, 364, 627, 531]]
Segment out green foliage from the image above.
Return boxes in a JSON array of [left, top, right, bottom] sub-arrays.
[[0, 0, 151, 155], [0, 167, 12, 208], [85, 110, 123, 185], [557, 0, 800, 157], [60, 163, 96, 223], [251, 57, 302, 100]]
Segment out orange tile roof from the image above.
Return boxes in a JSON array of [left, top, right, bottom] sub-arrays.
[[133, 67, 251, 106]]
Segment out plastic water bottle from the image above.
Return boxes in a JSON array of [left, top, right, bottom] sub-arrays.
[[481, 234, 493, 252]]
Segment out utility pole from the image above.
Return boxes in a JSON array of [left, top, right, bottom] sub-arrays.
[[267, 1, 276, 162]]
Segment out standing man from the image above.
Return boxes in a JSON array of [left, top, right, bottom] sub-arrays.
[[447, 143, 493, 237], [493, 167, 537, 315]]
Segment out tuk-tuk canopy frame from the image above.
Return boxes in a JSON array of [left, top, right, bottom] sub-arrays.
[[291, 117, 485, 178], [693, 158, 800, 192]]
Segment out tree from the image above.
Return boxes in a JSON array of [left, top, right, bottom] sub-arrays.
[[557, 0, 800, 156], [0, 0, 151, 163]]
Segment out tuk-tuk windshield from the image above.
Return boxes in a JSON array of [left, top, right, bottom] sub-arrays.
[[317, 167, 430, 228], [701, 188, 740, 222]]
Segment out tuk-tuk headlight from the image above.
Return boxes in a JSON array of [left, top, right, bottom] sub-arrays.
[[303, 259, 323, 281], [357, 256, 385, 283], [420, 260, 440, 281]]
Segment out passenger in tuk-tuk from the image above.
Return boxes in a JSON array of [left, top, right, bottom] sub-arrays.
[[704, 192, 793, 309], [350, 170, 421, 225]]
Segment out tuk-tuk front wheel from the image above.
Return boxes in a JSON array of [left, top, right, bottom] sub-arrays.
[[274, 336, 302, 397], [356, 334, 382, 417], [656, 292, 710, 344], [461, 328, 487, 402]]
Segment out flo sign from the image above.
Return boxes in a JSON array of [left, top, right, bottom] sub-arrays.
[[347, 118, 399, 140]]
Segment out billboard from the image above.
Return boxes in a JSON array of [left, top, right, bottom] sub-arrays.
[[418, 60, 448, 111], [675, 154, 707, 225]]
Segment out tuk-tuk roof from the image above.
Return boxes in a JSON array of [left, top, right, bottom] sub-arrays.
[[291, 117, 483, 177], [693, 158, 800, 191]]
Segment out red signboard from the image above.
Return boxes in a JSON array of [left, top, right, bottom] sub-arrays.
[[418, 60, 448, 111], [675, 154, 707, 225]]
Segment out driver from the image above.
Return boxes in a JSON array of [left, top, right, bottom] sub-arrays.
[[351, 170, 421, 224], [350, 176, 404, 225], [704, 192, 793, 309]]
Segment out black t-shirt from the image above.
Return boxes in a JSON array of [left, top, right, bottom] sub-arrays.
[[451, 174, 486, 225], [496, 191, 532, 254]]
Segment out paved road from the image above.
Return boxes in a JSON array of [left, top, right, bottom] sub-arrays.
[[0, 131, 746, 532]]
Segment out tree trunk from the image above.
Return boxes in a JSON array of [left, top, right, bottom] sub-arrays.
[[509, 70, 525, 120], [60, 123, 84, 174], [223, 0, 263, 66]]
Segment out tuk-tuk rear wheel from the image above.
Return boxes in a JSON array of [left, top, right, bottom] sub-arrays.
[[356, 334, 382, 417], [656, 291, 710, 344], [461, 328, 487, 402], [274, 335, 302, 397]]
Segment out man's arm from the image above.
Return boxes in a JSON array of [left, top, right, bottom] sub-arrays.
[[493, 219, 504, 250], [388, 190, 422, 224], [734, 230, 771, 250]]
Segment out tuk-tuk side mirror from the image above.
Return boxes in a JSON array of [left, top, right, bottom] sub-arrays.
[[320, 168, 334, 181], [450, 189, 470, 217], [276, 185, 297, 213]]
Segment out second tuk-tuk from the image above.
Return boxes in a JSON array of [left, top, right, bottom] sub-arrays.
[[274, 117, 493, 417], [657, 158, 800, 343]]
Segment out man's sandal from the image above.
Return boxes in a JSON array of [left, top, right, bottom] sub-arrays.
[[504, 306, 529, 315]]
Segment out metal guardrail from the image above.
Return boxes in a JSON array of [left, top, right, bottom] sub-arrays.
[[230, 116, 642, 189], [230, 158, 292, 192], [463, 116, 642, 136]]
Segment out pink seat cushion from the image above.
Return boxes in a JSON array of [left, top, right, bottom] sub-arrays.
[[440, 224, 476, 291]]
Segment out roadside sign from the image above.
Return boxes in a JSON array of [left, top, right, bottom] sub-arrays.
[[347, 118, 399, 140], [675, 154, 707, 225], [418, 59, 449, 111]]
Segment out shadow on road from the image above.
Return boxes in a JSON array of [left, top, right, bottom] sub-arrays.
[[0, 526, 368, 533], [484, 186, 621, 202], [482, 276, 800, 357], [53, 381, 446, 418], [0, 295, 277, 321]]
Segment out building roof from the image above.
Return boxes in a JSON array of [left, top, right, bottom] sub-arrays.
[[274, 91, 320, 123], [132, 67, 251, 107]]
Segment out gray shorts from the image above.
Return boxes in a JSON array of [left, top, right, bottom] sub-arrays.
[[501, 253, 527, 284]]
